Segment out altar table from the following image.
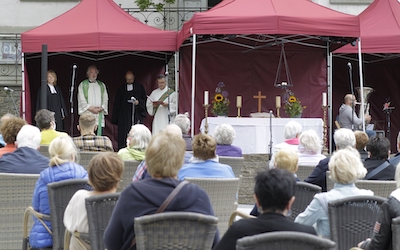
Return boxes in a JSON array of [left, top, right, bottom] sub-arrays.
[[200, 117, 323, 154]]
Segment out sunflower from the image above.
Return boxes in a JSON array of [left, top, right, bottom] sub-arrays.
[[214, 94, 224, 102], [289, 96, 297, 103]]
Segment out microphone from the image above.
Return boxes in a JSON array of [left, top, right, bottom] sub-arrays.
[[347, 62, 352, 70], [4, 87, 14, 92], [131, 96, 137, 101], [269, 110, 273, 114], [73, 64, 77, 70], [164, 72, 169, 76]]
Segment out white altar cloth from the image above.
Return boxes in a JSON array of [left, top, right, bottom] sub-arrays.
[[200, 117, 323, 154]]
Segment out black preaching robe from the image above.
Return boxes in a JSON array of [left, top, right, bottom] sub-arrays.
[[112, 82, 147, 150], [36, 85, 67, 131]]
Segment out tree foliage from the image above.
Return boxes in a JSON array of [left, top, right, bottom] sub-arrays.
[[135, 0, 176, 11]]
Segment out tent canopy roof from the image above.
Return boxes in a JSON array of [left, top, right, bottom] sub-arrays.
[[22, 0, 177, 53], [178, 0, 360, 47], [335, 0, 400, 54]]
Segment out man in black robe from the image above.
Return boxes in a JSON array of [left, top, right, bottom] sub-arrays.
[[112, 71, 147, 149]]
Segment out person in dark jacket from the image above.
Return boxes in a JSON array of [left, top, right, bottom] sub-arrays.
[[213, 123, 242, 157], [104, 128, 218, 250], [363, 135, 395, 180], [389, 132, 400, 167], [29, 136, 87, 249], [358, 163, 400, 250], [0, 125, 49, 174], [214, 169, 316, 250], [305, 128, 356, 191]]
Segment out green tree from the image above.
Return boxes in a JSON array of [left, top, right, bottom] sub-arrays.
[[135, 0, 176, 11]]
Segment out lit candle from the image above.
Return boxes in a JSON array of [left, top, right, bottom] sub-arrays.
[[204, 91, 209, 105], [322, 92, 327, 107], [276, 96, 281, 108], [236, 96, 242, 108]]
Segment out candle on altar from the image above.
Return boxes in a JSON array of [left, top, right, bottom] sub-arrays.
[[204, 91, 209, 105], [322, 92, 327, 107], [276, 96, 281, 108], [236, 96, 242, 108]]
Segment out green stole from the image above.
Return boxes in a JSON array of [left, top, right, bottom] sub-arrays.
[[153, 88, 174, 116], [82, 79, 105, 135]]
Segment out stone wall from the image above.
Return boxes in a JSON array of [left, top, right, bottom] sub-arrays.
[[0, 87, 21, 118], [238, 154, 269, 204]]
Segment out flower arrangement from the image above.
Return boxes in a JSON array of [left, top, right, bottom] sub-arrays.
[[211, 82, 230, 116], [284, 89, 306, 118]]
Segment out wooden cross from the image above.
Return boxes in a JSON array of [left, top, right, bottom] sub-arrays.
[[253, 91, 266, 113]]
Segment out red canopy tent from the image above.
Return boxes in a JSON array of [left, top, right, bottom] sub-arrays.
[[177, 0, 361, 152], [332, 0, 400, 149], [21, 0, 177, 147]]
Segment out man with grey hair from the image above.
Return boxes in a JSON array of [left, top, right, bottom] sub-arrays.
[[269, 120, 302, 168], [0, 125, 49, 173], [77, 65, 109, 136], [174, 113, 192, 151], [214, 123, 242, 157], [305, 128, 356, 191]]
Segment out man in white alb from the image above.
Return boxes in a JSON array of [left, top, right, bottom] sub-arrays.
[[146, 74, 176, 134], [77, 65, 109, 135]]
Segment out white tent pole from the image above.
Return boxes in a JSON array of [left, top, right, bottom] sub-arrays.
[[174, 51, 179, 114], [21, 52, 26, 120], [191, 34, 197, 138], [357, 38, 365, 132], [328, 50, 333, 154]]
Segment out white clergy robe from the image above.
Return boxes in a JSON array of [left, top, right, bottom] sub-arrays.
[[146, 87, 176, 134]]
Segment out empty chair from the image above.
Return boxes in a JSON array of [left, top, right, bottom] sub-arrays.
[[0, 173, 39, 250], [289, 182, 321, 221], [219, 156, 244, 177], [79, 151, 99, 169], [86, 193, 120, 250], [23, 179, 92, 250], [328, 195, 386, 250], [134, 212, 218, 250], [355, 180, 397, 198], [184, 177, 240, 235], [236, 231, 336, 250]]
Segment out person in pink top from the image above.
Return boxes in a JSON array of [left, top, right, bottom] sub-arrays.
[[0, 117, 26, 157]]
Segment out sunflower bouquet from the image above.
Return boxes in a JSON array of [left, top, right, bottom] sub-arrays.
[[211, 82, 230, 116], [284, 89, 306, 118]]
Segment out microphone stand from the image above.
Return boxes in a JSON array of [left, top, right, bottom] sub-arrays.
[[69, 65, 77, 136], [6, 90, 19, 116], [269, 110, 273, 161], [348, 63, 355, 131], [166, 73, 171, 124], [130, 96, 136, 126]]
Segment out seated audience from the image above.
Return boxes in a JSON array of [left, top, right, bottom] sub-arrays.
[[131, 125, 193, 182], [0, 116, 26, 157], [64, 152, 124, 250], [355, 131, 369, 161], [295, 147, 373, 238], [35, 109, 67, 145], [213, 124, 242, 157], [174, 113, 192, 151], [118, 124, 151, 161], [104, 128, 219, 250], [73, 113, 113, 152], [363, 135, 395, 180], [29, 136, 88, 249], [305, 128, 356, 191], [250, 148, 299, 216], [0, 125, 49, 173], [297, 129, 326, 166], [214, 169, 316, 250], [178, 133, 235, 180], [0, 113, 15, 147], [358, 162, 400, 250], [269, 120, 302, 167], [389, 132, 400, 167]]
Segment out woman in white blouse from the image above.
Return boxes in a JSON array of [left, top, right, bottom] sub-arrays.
[[63, 152, 124, 250]]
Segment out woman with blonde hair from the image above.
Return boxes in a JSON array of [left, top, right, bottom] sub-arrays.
[[104, 130, 219, 250], [36, 70, 67, 130], [29, 136, 87, 249], [295, 147, 373, 238], [64, 152, 124, 250]]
